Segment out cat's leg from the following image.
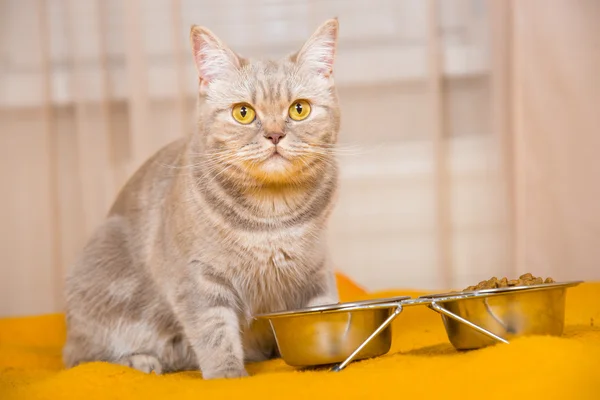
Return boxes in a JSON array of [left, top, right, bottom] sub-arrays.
[[171, 265, 248, 379], [242, 319, 278, 363], [63, 217, 181, 374], [306, 263, 340, 307]]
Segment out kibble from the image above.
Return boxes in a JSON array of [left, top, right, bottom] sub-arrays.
[[461, 273, 555, 292]]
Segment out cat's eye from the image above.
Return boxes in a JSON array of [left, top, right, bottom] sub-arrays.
[[288, 100, 311, 121], [232, 103, 256, 124]]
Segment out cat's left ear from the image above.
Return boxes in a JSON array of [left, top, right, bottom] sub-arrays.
[[189, 25, 242, 91], [295, 18, 339, 78]]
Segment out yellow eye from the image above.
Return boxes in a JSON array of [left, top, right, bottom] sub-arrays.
[[232, 103, 256, 124], [288, 99, 311, 121]]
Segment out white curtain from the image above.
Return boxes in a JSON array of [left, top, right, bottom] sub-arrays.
[[1, 0, 598, 317]]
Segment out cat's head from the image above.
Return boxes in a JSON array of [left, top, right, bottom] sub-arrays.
[[189, 19, 340, 186]]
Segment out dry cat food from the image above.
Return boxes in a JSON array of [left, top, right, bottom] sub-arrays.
[[463, 273, 555, 291]]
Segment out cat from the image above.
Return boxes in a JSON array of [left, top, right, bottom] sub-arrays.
[[62, 18, 341, 379]]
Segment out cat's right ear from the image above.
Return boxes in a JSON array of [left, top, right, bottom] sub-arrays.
[[189, 25, 241, 92], [294, 18, 339, 78]]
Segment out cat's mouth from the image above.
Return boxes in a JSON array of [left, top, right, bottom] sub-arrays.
[[268, 147, 288, 160], [258, 147, 292, 173]]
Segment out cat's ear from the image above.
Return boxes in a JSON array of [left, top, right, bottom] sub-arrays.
[[189, 25, 241, 90], [295, 18, 339, 78]]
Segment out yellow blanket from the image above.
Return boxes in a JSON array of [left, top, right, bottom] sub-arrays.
[[2, 276, 599, 400]]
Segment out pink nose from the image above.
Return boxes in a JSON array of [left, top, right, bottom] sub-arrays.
[[264, 131, 285, 145]]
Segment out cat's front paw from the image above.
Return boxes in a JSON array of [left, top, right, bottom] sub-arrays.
[[202, 366, 249, 380], [307, 295, 339, 308], [116, 354, 163, 374]]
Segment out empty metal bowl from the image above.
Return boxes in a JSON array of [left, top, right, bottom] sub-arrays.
[[420, 281, 582, 350], [255, 296, 410, 371]]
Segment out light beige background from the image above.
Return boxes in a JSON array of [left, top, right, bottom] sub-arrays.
[[1, 0, 598, 316]]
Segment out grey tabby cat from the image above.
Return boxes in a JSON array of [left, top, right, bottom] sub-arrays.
[[63, 18, 341, 379]]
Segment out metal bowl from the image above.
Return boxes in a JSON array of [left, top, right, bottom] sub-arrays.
[[420, 281, 582, 350], [255, 281, 582, 371], [255, 296, 410, 370]]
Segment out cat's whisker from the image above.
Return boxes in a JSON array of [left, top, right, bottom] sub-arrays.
[[169, 148, 268, 172], [286, 144, 365, 157], [160, 151, 240, 170]]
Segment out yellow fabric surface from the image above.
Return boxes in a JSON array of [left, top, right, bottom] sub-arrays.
[[1, 276, 600, 400]]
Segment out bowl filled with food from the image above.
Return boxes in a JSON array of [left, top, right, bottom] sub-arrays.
[[419, 274, 582, 350]]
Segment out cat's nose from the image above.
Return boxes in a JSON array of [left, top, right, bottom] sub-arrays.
[[264, 131, 285, 145]]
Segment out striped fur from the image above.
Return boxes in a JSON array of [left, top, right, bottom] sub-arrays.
[[63, 19, 341, 379]]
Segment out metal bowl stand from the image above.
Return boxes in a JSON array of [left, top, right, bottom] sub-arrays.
[[330, 296, 509, 372], [330, 304, 403, 372], [428, 301, 509, 344]]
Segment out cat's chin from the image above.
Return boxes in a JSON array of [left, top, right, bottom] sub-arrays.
[[262, 152, 289, 169], [241, 155, 307, 185]]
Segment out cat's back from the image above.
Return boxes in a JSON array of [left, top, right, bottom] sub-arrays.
[[109, 138, 187, 218], [65, 137, 188, 315]]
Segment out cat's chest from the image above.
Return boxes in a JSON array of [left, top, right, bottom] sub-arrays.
[[226, 228, 321, 312], [233, 228, 309, 269]]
